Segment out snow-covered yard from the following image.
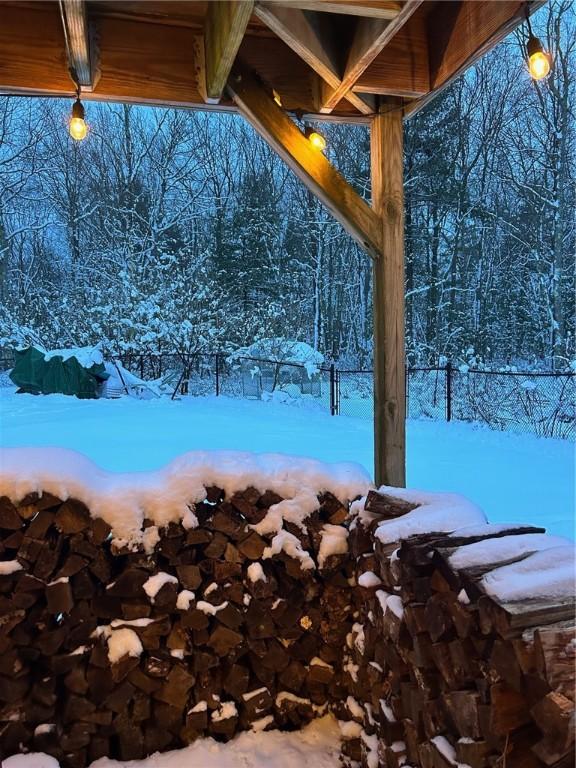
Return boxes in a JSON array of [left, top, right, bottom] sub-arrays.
[[0, 389, 573, 540]]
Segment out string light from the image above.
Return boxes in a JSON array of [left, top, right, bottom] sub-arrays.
[[524, 4, 552, 81], [304, 126, 327, 151], [527, 36, 551, 80], [69, 95, 88, 141], [59, 0, 88, 140]]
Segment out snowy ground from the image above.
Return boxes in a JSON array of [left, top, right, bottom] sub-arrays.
[[0, 389, 573, 539], [4, 716, 342, 768]]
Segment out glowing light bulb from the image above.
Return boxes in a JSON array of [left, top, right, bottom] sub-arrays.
[[529, 50, 550, 80], [69, 98, 88, 141], [308, 130, 327, 151], [527, 37, 551, 80]]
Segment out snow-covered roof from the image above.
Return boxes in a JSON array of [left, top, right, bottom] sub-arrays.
[[229, 339, 324, 377], [41, 345, 104, 369]]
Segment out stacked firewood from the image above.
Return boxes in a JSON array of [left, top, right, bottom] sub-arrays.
[[1, 485, 574, 768], [0, 488, 354, 768], [342, 491, 575, 768]]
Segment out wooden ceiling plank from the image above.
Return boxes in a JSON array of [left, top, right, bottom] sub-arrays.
[[60, 0, 98, 90], [404, 0, 546, 117], [352, 16, 429, 99], [253, 3, 373, 115], [0, 4, 366, 119], [227, 62, 382, 257], [204, 0, 254, 103], [261, 1, 402, 19], [320, 0, 423, 113], [0, 0, 543, 121]]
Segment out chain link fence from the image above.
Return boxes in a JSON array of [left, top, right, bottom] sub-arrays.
[[1, 350, 574, 439], [337, 363, 575, 439]]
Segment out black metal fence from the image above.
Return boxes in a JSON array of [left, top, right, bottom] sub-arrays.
[[337, 363, 575, 439], [1, 350, 574, 439], [112, 353, 574, 439]]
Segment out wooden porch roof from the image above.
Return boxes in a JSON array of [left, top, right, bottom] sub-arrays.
[[0, 0, 545, 489], [0, 0, 540, 121]]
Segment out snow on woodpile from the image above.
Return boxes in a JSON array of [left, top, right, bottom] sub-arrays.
[[350, 487, 574, 603], [0, 456, 363, 766], [350, 485, 487, 543], [1, 470, 573, 768], [481, 545, 575, 601], [447, 532, 569, 570], [0, 447, 370, 548], [343, 488, 575, 768]]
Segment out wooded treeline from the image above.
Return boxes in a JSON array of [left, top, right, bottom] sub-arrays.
[[0, 2, 573, 370]]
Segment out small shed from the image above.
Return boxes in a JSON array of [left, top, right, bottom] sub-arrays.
[[9, 346, 108, 399], [0, 0, 544, 484]]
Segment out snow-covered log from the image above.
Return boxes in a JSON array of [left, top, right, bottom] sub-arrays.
[[343, 488, 575, 768], [0, 451, 366, 766]]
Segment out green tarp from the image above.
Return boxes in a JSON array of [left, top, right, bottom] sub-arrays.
[[9, 347, 109, 399]]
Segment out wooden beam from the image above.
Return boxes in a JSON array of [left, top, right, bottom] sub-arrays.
[[321, 0, 423, 113], [238, 33, 369, 119], [192, 34, 208, 104], [0, 3, 72, 96], [370, 103, 405, 487], [0, 5, 365, 120], [204, 0, 254, 103], [94, 14, 204, 106], [60, 0, 98, 90], [253, 3, 374, 115], [228, 63, 382, 257], [0, 0, 540, 122], [261, 1, 402, 19]]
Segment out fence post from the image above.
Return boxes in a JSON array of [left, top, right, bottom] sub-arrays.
[[215, 353, 221, 397], [335, 368, 340, 415], [329, 364, 336, 416], [405, 367, 409, 418], [446, 361, 453, 422]]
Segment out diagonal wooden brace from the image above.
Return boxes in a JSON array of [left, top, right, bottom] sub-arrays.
[[227, 63, 382, 258]]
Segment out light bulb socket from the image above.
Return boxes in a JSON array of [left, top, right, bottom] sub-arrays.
[[72, 98, 85, 120], [527, 35, 544, 58]]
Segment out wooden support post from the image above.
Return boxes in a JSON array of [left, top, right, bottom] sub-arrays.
[[370, 103, 405, 488]]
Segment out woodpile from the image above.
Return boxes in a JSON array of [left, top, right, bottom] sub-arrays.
[[1, 485, 574, 768], [0, 488, 354, 767], [343, 491, 575, 768]]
